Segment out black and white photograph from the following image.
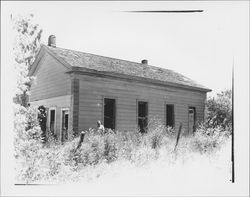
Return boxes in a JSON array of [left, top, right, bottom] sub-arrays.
[[1, 1, 249, 196]]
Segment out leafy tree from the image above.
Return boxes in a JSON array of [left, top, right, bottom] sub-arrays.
[[12, 14, 42, 107], [205, 89, 232, 129]]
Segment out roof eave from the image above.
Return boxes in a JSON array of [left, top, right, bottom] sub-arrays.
[[66, 67, 212, 93]]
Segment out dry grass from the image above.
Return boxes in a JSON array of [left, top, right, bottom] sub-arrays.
[[15, 125, 231, 184], [14, 105, 231, 184]]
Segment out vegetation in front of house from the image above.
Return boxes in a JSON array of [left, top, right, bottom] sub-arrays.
[[14, 96, 231, 184]]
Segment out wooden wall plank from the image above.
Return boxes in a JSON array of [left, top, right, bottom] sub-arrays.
[[77, 74, 207, 134], [29, 54, 71, 101]]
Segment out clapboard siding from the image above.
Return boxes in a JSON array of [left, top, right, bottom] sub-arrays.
[[29, 53, 74, 140], [30, 95, 72, 139], [29, 53, 71, 101], [77, 74, 205, 94], [77, 74, 206, 134]]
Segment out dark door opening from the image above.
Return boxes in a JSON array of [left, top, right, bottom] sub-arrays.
[[188, 107, 196, 133], [61, 109, 69, 142], [138, 101, 148, 133], [166, 104, 175, 128], [49, 109, 55, 135], [104, 98, 116, 130]]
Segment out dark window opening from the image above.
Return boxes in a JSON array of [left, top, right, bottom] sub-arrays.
[[104, 98, 116, 130], [65, 114, 68, 129], [138, 101, 148, 133], [188, 107, 196, 133], [50, 109, 55, 134], [166, 104, 175, 128], [61, 110, 69, 142]]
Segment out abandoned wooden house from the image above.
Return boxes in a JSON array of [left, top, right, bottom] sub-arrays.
[[29, 35, 211, 142]]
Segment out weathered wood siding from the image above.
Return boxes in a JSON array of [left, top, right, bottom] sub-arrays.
[[77, 74, 206, 134], [29, 53, 71, 101], [30, 95, 72, 139], [29, 53, 74, 139]]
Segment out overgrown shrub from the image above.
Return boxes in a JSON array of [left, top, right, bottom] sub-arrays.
[[103, 133, 118, 163], [14, 114, 231, 184], [189, 124, 230, 154], [205, 89, 232, 129], [117, 131, 138, 160], [14, 104, 43, 183]]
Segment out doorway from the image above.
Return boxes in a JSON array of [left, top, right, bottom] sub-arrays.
[[188, 107, 196, 134], [49, 108, 56, 135], [138, 101, 148, 133], [104, 98, 116, 130], [166, 104, 175, 128], [61, 109, 69, 142]]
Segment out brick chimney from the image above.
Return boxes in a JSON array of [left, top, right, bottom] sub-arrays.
[[141, 59, 148, 65], [48, 35, 56, 47]]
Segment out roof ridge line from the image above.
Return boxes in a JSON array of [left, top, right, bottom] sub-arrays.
[[44, 45, 172, 71]]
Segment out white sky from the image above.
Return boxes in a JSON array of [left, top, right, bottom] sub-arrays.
[[3, 1, 249, 96]]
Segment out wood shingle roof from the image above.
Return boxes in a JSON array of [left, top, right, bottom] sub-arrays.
[[39, 45, 211, 92]]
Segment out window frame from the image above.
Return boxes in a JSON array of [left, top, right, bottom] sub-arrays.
[[137, 99, 149, 132], [103, 97, 117, 130], [188, 106, 196, 133], [48, 107, 56, 134], [165, 104, 175, 128], [60, 107, 70, 142]]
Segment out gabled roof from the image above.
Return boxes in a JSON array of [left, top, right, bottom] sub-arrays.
[[30, 44, 211, 92]]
